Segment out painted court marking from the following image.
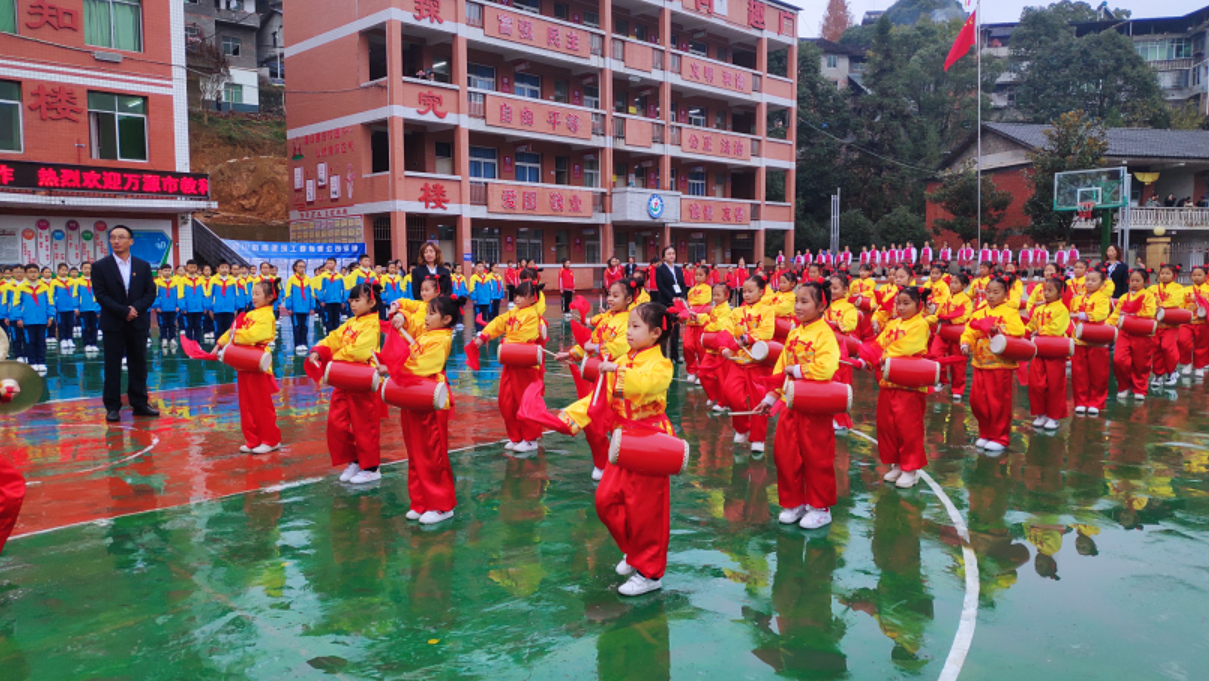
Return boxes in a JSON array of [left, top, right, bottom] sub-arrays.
[[850, 428, 979, 681], [5, 423, 160, 476]]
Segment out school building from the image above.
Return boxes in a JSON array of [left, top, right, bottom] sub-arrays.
[[0, 0, 215, 270], [285, 0, 800, 286]]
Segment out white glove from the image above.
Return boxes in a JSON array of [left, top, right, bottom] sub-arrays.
[[1076, 312, 1088, 321], [759, 394, 778, 409], [788, 364, 803, 379]]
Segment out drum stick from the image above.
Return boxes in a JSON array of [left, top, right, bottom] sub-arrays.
[[724, 409, 764, 417]]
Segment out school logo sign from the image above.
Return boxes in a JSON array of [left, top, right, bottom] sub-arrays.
[[647, 194, 665, 219]]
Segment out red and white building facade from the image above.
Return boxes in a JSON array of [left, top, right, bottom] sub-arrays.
[[0, 0, 214, 268], [286, 0, 799, 285]]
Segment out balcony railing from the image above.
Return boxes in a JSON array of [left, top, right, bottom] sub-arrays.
[[670, 53, 680, 71], [653, 50, 663, 70], [467, 1, 483, 27], [590, 34, 604, 56], [669, 125, 679, 145], [1132, 206, 1209, 229], [613, 116, 625, 140], [470, 181, 487, 205], [468, 91, 485, 118], [652, 122, 663, 144], [1147, 58, 1194, 71]]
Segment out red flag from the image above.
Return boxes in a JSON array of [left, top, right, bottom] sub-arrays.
[[464, 341, 481, 371], [518, 382, 575, 435], [944, 11, 976, 71], [179, 334, 218, 361], [570, 319, 592, 346]]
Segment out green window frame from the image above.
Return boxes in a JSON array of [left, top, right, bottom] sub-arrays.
[[88, 92, 147, 161], [0, 81, 21, 152], [0, 0, 16, 35], [84, 0, 143, 52], [223, 83, 243, 104]]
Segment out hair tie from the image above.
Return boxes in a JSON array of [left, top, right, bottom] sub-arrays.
[[661, 315, 668, 331]]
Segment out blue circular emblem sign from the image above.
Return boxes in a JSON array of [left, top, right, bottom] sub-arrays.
[[647, 194, 665, 219]]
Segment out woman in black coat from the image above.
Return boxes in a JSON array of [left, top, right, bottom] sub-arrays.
[[410, 242, 452, 299], [1104, 244, 1129, 299]]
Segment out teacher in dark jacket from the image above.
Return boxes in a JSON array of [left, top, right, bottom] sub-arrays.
[[410, 242, 452, 299], [92, 225, 159, 422], [1104, 244, 1129, 299], [655, 245, 688, 363]]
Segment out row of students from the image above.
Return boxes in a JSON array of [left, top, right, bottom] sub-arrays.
[[1, 263, 101, 372]]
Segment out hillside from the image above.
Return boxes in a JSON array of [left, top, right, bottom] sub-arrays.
[[189, 111, 290, 241]]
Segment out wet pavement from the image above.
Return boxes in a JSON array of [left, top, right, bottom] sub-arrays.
[[2, 318, 1208, 679]]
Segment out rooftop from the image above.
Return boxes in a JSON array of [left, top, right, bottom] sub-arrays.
[[944, 122, 1209, 169]]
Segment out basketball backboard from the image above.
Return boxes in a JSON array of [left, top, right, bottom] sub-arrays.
[[1054, 167, 1127, 211]]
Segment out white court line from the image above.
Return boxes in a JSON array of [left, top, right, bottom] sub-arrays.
[[849, 428, 980, 681], [1, 424, 159, 476]]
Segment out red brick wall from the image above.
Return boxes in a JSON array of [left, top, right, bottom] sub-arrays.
[[926, 167, 1036, 247]]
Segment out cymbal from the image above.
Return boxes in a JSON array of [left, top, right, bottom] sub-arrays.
[[0, 361, 44, 416]]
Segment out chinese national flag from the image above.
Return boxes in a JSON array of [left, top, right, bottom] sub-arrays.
[[944, 12, 977, 71]]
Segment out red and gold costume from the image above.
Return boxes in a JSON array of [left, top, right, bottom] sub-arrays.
[[960, 300, 1027, 447], [1070, 288, 1112, 410], [1026, 299, 1071, 421], [1178, 281, 1209, 371], [849, 275, 877, 340], [825, 297, 859, 430], [313, 312, 382, 470], [694, 301, 732, 404], [875, 314, 931, 471], [218, 306, 280, 449], [480, 304, 544, 443], [568, 307, 629, 469], [927, 289, 973, 397], [723, 301, 776, 443], [1108, 288, 1157, 395], [682, 282, 713, 377], [393, 327, 457, 514], [1149, 280, 1185, 378], [769, 318, 840, 510]]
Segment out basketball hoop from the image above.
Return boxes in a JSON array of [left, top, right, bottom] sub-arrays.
[[1077, 201, 1096, 221]]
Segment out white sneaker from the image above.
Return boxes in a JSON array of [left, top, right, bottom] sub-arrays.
[[616, 557, 635, 576], [348, 469, 382, 484], [35, 366, 47, 375], [895, 470, 920, 488], [1087, 407, 1100, 417], [750, 441, 765, 453], [170, 339, 179, 349], [952, 393, 963, 402], [1133, 392, 1146, 400], [338, 463, 361, 482], [686, 374, 697, 383], [1166, 372, 1179, 386], [161, 339, 169, 348], [1043, 418, 1060, 430], [1032, 416, 1047, 428], [252, 443, 280, 454], [15, 357, 26, 364], [975, 438, 988, 449], [706, 400, 716, 408], [1181, 364, 1193, 376], [733, 432, 749, 444], [1197, 369, 1206, 379], [883, 464, 902, 482], [983, 441, 1006, 453], [419, 510, 454, 525], [513, 440, 539, 452], [239, 445, 254, 453], [1117, 390, 1130, 400], [1074, 406, 1087, 415], [1150, 376, 1163, 388], [504, 440, 520, 451], [778, 505, 808, 524], [712, 404, 726, 412], [592, 466, 604, 481], [800, 507, 832, 529], [618, 573, 662, 597], [406, 509, 422, 521]]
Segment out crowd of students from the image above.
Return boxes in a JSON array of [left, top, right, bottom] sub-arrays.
[[1, 262, 101, 374]]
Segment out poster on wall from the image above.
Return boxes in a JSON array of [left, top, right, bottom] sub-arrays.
[[65, 220, 82, 266], [81, 228, 96, 262], [51, 228, 67, 265], [0, 217, 174, 268], [35, 219, 52, 261], [128, 230, 173, 268], [0, 227, 18, 263], [317, 162, 327, 187], [329, 178, 340, 201], [294, 167, 304, 190], [306, 180, 316, 203]]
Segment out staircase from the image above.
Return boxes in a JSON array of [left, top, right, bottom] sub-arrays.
[[191, 217, 249, 268]]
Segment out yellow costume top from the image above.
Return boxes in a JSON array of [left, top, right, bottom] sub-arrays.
[[1067, 275, 1086, 299], [960, 301, 1028, 369], [928, 291, 973, 327], [1027, 300, 1070, 338], [1150, 281, 1186, 327], [315, 312, 382, 364], [391, 299, 429, 340], [825, 299, 859, 335], [481, 304, 542, 344], [872, 283, 900, 329], [1069, 289, 1112, 347], [924, 278, 951, 310], [727, 302, 775, 365], [218, 306, 276, 348], [769, 290, 796, 318], [875, 314, 930, 390], [400, 328, 453, 380], [769, 318, 839, 399], [570, 308, 629, 360], [687, 283, 712, 308], [1108, 289, 1157, 326], [1184, 282, 1209, 325], [561, 345, 673, 433]]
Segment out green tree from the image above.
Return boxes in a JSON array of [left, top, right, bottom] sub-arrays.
[[1011, 7, 1165, 127], [792, 41, 854, 226], [1022, 110, 1108, 243], [875, 206, 929, 246], [925, 162, 1014, 243], [838, 210, 876, 249]]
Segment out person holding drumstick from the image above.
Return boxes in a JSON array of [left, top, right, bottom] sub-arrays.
[[218, 278, 282, 455], [1070, 266, 1113, 415], [868, 287, 932, 488], [693, 282, 733, 410], [721, 274, 776, 453], [1179, 265, 1209, 379], [757, 278, 840, 529], [473, 280, 545, 453], [1108, 268, 1157, 401], [960, 274, 1028, 453], [1026, 277, 1071, 431]]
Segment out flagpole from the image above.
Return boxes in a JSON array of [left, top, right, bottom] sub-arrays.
[[976, 0, 982, 252]]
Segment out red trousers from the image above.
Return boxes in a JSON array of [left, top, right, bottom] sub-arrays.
[[773, 411, 836, 509], [596, 416, 674, 579], [1152, 326, 1179, 376], [328, 388, 381, 469], [1028, 356, 1068, 420], [697, 355, 725, 403], [1113, 333, 1154, 395], [1178, 323, 1209, 368], [683, 325, 703, 376], [1072, 345, 1109, 410], [875, 388, 926, 471], [971, 368, 1014, 447], [237, 372, 281, 448], [585, 420, 609, 470], [0, 456, 26, 555], [499, 365, 544, 442], [928, 334, 967, 396], [724, 362, 771, 442], [400, 408, 457, 513], [832, 362, 854, 429]]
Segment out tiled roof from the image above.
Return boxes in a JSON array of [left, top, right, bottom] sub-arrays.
[[944, 123, 1209, 168]]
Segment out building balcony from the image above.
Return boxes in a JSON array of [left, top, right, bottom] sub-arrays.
[[610, 36, 665, 75], [613, 114, 666, 150], [469, 179, 605, 219], [611, 187, 681, 223], [1132, 206, 1209, 230], [668, 124, 760, 166], [668, 50, 762, 102], [466, 1, 605, 66], [467, 89, 606, 147], [676, 195, 759, 228], [1148, 58, 1195, 71], [401, 77, 460, 123]]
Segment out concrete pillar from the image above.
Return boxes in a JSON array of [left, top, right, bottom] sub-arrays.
[[601, 0, 614, 202], [387, 20, 407, 263], [453, 32, 471, 275], [601, 221, 614, 262], [754, 228, 766, 266]]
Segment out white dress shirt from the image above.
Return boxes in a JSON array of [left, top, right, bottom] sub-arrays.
[[115, 253, 132, 293]]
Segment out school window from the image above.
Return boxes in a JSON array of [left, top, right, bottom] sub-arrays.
[[515, 228, 544, 263], [514, 0, 539, 11], [584, 159, 599, 188], [614, 89, 627, 114], [88, 92, 147, 161], [688, 170, 706, 197], [184, 25, 200, 41], [554, 156, 569, 185], [84, 0, 142, 52], [584, 231, 600, 263], [467, 63, 496, 91], [613, 162, 627, 188], [634, 25, 647, 41], [223, 83, 243, 104], [0, 81, 20, 152], [583, 85, 600, 109], [825, 54, 837, 68], [688, 106, 705, 127], [715, 110, 725, 129], [554, 80, 568, 104], [471, 227, 501, 264], [435, 141, 453, 175], [370, 128, 390, 173], [613, 19, 628, 37], [222, 36, 241, 56], [689, 41, 707, 56], [0, 0, 15, 34], [515, 152, 541, 183], [554, 3, 568, 20], [469, 146, 497, 179], [555, 230, 569, 262], [716, 46, 727, 62], [515, 72, 540, 99], [583, 11, 599, 27]]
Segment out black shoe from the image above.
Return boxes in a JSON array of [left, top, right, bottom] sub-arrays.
[[106, 410, 121, 422], [132, 405, 160, 417]]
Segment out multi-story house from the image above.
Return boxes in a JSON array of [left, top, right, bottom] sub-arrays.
[[185, 0, 261, 112], [0, 0, 213, 268], [284, 0, 800, 281]]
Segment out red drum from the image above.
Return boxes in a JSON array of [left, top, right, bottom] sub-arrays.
[[1157, 307, 1193, 326], [989, 334, 1037, 361], [835, 333, 862, 357], [608, 428, 691, 476], [580, 355, 603, 383], [1075, 322, 1117, 346], [774, 317, 794, 342], [784, 380, 851, 414], [324, 360, 382, 393], [853, 295, 874, 313], [746, 340, 775, 363], [380, 378, 449, 411], [701, 331, 734, 352], [882, 357, 941, 388], [759, 341, 784, 367], [218, 344, 271, 373], [1033, 335, 1074, 359], [937, 324, 965, 343], [1117, 315, 1157, 337], [498, 343, 543, 368]]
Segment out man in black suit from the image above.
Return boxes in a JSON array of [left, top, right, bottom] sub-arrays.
[[623, 256, 638, 277], [654, 245, 687, 363], [92, 225, 159, 422]]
